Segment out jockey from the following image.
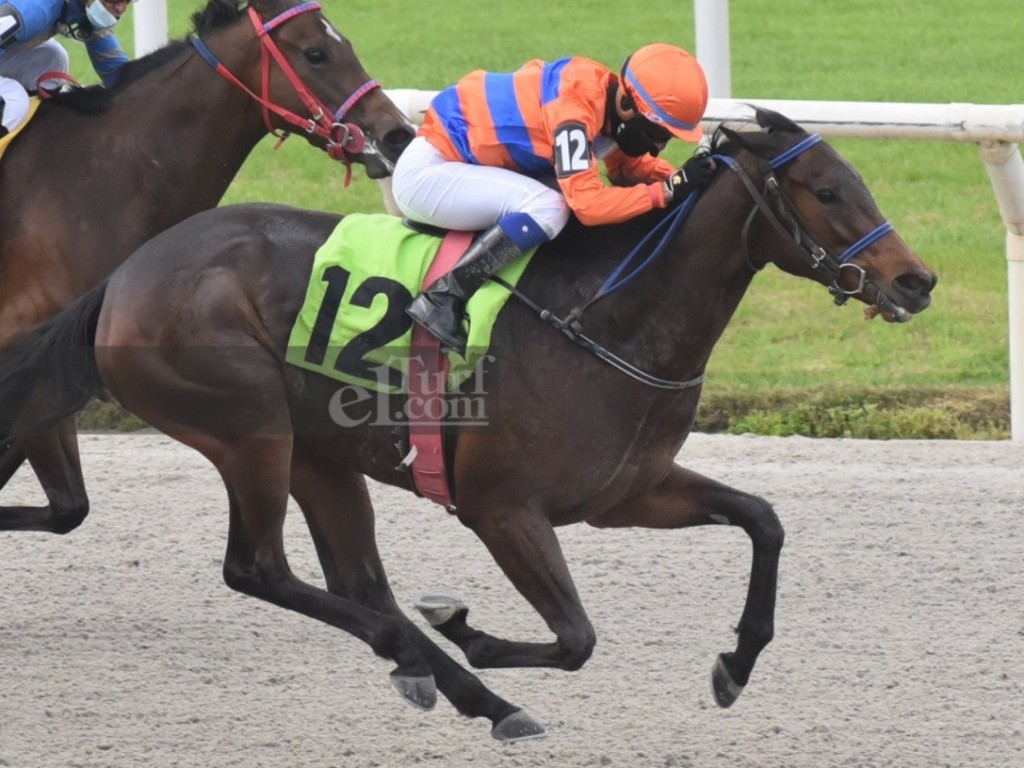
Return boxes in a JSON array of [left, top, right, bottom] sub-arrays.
[[0, 0, 131, 137], [392, 43, 716, 356]]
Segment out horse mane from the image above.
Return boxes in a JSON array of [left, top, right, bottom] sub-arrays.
[[46, 0, 251, 114], [192, 0, 249, 30]]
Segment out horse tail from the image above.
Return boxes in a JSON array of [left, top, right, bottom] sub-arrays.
[[0, 281, 109, 437]]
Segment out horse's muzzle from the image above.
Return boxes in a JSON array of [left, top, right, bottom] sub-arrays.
[[866, 269, 938, 322]]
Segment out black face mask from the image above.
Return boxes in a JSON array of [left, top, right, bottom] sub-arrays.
[[615, 116, 671, 157]]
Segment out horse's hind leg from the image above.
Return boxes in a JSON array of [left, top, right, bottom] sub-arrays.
[[288, 442, 545, 743], [589, 463, 784, 708], [0, 440, 27, 488], [0, 422, 89, 533], [174, 430, 436, 710]]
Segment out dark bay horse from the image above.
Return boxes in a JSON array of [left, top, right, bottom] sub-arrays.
[[0, 0, 414, 532], [0, 110, 936, 740]]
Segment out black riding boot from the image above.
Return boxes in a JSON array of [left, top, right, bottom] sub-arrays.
[[407, 224, 524, 355], [0, 97, 7, 139]]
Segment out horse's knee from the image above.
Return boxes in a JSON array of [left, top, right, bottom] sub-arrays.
[[762, 507, 785, 553], [558, 624, 597, 671], [50, 500, 89, 535], [747, 497, 784, 553]]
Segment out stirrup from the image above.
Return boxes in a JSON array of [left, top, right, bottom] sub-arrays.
[[407, 294, 468, 355]]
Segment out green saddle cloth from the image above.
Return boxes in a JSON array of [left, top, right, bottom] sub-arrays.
[[286, 213, 534, 393]]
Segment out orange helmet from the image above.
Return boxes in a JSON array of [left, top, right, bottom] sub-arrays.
[[621, 44, 708, 142]]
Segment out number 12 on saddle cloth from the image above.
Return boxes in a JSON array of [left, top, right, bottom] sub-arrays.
[[286, 213, 535, 395]]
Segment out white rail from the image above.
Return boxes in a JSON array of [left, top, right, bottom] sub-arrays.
[[385, 91, 1024, 440], [133, 0, 168, 58]]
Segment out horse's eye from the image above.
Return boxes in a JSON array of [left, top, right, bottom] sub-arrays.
[[305, 48, 328, 65], [816, 188, 838, 204]]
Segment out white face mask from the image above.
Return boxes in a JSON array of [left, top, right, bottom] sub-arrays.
[[86, 1, 119, 30]]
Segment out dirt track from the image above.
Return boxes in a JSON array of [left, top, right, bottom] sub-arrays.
[[0, 432, 1021, 767]]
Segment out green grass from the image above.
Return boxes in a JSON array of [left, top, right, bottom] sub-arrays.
[[64, 0, 1020, 438]]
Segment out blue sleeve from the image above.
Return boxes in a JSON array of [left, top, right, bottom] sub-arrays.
[[85, 29, 128, 87], [7, 0, 64, 42]]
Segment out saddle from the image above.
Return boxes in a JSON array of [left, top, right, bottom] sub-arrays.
[[0, 96, 40, 161], [286, 214, 538, 508]]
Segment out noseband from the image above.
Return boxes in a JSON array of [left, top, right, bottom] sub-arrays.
[[190, 1, 379, 185], [716, 134, 894, 306]]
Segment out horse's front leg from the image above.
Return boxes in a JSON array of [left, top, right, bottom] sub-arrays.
[[589, 462, 784, 708], [423, 498, 598, 673]]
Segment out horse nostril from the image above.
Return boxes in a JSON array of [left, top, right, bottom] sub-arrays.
[[894, 271, 936, 299]]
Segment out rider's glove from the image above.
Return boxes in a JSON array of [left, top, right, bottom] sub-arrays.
[[663, 150, 717, 203]]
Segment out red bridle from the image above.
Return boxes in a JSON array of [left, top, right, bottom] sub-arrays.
[[191, 1, 380, 185]]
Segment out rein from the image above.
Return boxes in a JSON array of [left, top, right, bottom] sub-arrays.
[[492, 276, 705, 391], [498, 131, 897, 390], [190, 1, 379, 186], [493, 192, 708, 391], [34, 71, 81, 98]]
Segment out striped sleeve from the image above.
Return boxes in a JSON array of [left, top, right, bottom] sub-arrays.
[[545, 59, 669, 224], [604, 150, 675, 186], [6, 0, 63, 42], [85, 29, 128, 88]]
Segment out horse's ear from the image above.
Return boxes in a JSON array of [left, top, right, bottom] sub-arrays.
[[716, 124, 747, 150], [716, 124, 778, 160], [192, 0, 244, 34], [755, 108, 803, 134]]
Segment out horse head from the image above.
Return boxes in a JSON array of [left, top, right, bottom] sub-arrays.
[[715, 109, 937, 322], [194, 0, 415, 178]]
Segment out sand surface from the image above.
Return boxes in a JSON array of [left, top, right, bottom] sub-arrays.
[[0, 432, 1021, 768]]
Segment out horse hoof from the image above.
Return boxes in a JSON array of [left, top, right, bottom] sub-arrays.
[[389, 670, 437, 711], [413, 590, 467, 627], [491, 709, 547, 744], [711, 654, 745, 708]]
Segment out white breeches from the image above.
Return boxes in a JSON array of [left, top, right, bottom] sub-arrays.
[[391, 136, 570, 237], [0, 40, 69, 132]]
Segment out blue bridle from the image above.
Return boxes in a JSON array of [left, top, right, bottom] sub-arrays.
[[596, 132, 894, 305]]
